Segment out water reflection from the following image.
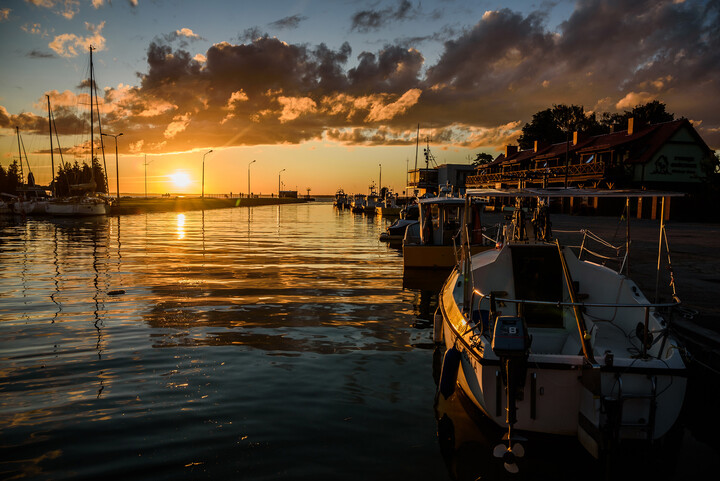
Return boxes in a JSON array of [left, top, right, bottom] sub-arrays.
[[177, 213, 186, 240]]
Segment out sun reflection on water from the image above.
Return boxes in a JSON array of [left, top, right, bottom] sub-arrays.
[[177, 213, 185, 240]]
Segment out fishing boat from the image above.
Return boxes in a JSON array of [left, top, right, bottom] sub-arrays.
[[363, 186, 380, 215], [402, 195, 490, 269], [435, 188, 687, 473], [0, 199, 11, 215], [46, 46, 109, 217], [333, 189, 349, 209], [379, 202, 418, 243], [350, 194, 366, 213], [375, 193, 402, 217]]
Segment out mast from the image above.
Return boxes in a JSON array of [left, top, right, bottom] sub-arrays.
[[89, 46, 94, 169], [16, 126, 24, 183], [47, 95, 55, 196]]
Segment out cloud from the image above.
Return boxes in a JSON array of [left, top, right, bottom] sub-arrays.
[[26, 0, 80, 19], [49, 21, 106, 57], [351, 0, 417, 32], [269, 14, 308, 30], [5, 0, 719, 155], [0, 8, 10, 21], [27, 49, 55, 58]]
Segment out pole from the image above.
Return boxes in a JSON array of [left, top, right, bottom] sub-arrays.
[[202, 149, 213, 198], [102, 132, 122, 203], [47, 95, 55, 196], [654, 197, 666, 303], [278, 168, 285, 196], [379, 163, 382, 195], [144, 155, 154, 199], [248, 159, 256, 197]]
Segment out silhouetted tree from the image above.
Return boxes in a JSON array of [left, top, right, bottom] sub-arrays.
[[0, 160, 22, 194], [472, 152, 495, 168], [517, 104, 606, 150], [600, 100, 675, 131], [53, 158, 107, 196]]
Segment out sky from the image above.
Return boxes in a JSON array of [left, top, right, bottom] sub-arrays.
[[1, 0, 718, 196]]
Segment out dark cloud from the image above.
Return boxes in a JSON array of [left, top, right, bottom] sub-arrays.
[[268, 14, 308, 30], [351, 0, 418, 32], [7, 0, 719, 153], [27, 49, 55, 59]]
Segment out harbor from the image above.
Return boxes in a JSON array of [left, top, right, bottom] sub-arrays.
[[1, 200, 718, 479]]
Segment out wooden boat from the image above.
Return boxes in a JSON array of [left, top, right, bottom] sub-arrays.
[[402, 196, 490, 269], [436, 188, 687, 472]]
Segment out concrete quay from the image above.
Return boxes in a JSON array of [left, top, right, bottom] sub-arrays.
[[109, 196, 308, 215]]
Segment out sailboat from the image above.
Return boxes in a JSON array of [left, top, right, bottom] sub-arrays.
[[46, 46, 109, 216], [12, 126, 51, 215]]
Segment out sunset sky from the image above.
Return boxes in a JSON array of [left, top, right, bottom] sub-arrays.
[[1, 0, 718, 195]]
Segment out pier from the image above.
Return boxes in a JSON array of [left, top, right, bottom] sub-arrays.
[[109, 196, 308, 215]]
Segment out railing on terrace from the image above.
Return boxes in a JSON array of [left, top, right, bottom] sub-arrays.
[[468, 161, 606, 185]]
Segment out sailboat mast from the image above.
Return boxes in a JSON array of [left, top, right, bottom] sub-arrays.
[[47, 95, 55, 196], [89, 46, 94, 166], [16, 126, 24, 183]]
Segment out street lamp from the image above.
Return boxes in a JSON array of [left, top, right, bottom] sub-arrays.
[[143, 155, 154, 199], [248, 159, 256, 198], [202, 149, 213, 199], [278, 168, 286, 196], [101, 132, 122, 204]]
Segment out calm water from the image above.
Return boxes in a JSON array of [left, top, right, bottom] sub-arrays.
[[1, 203, 718, 480]]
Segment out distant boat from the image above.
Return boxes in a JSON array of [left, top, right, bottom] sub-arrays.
[[350, 194, 366, 213], [46, 46, 109, 217], [333, 189, 349, 209], [403, 195, 490, 269], [375, 193, 402, 217]]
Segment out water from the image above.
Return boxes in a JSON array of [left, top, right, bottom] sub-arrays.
[[1, 203, 718, 480]]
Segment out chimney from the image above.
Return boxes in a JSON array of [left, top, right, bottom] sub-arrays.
[[627, 117, 634, 135], [505, 145, 518, 157], [572, 131, 585, 145], [533, 140, 547, 152]]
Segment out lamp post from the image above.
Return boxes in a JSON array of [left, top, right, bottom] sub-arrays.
[[143, 155, 154, 199], [379, 163, 382, 195], [101, 132, 122, 204], [278, 168, 285, 196], [247, 159, 256, 198], [202, 149, 213, 199]]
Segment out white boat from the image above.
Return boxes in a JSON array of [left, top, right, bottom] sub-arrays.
[[403, 196, 490, 269], [45, 194, 108, 216], [436, 188, 687, 472], [375, 194, 402, 217]]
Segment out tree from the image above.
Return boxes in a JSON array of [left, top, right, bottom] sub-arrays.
[[600, 100, 674, 131], [517, 104, 606, 150], [0, 160, 21, 194], [472, 152, 495, 168], [53, 159, 107, 197]]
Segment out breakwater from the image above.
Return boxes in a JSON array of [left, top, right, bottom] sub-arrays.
[[109, 196, 308, 215]]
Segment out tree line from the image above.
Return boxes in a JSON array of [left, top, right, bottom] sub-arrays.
[[0, 158, 107, 197], [473, 100, 675, 166]]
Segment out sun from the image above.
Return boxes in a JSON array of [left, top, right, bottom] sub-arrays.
[[170, 171, 191, 188]]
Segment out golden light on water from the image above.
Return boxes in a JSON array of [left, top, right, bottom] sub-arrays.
[[177, 213, 185, 240]]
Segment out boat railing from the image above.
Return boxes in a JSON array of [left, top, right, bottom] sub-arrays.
[[467, 288, 679, 359]]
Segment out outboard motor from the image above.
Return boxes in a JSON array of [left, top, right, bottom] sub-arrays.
[[491, 316, 531, 473]]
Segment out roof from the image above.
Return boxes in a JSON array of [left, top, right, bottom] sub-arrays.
[[490, 118, 712, 167], [466, 187, 685, 198]]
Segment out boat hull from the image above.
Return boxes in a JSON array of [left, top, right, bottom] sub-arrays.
[[46, 199, 108, 216], [403, 244, 490, 269], [438, 262, 687, 459]]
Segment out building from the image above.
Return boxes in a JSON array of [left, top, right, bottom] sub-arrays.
[[468, 118, 714, 191], [407, 163, 477, 196]]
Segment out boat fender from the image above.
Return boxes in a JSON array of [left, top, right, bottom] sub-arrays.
[[433, 307, 443, 343], [439, 347, 461, 399]]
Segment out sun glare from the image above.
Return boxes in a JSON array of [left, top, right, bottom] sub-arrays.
[[170, 172, 191, 188]]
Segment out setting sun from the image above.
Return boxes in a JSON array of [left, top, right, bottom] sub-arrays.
[[169, 172, 191, 189]]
